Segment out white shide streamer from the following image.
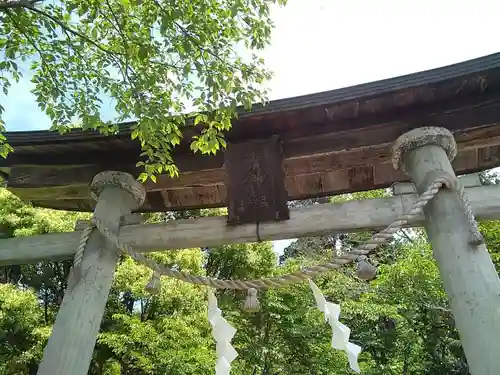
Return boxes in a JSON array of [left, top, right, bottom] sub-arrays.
[[207, 289, 238, 375], [308, 279, 362, 373]]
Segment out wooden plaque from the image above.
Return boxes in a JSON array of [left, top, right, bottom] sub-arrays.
[[224, 136, 290, 225]]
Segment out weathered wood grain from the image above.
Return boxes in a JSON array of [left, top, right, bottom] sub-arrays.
[[400, 129, 500, 375], [7, 165, 224, 190], [8, 121, 500, 190], [5, 98, 500, 172], [2, 184, 500, 265], [36, 184, 139, 375], [225, 136, 289, 224], [8, 144, 500, 212]]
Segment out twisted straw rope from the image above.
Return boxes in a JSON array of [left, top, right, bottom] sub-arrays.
[[72, 173, 483, 291]]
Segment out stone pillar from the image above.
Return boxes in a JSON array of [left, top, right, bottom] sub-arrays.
[[37, 171, 145, 375], [392, 127, 500, 375]]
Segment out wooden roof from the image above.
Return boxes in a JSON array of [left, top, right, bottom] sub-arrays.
[[4, 52, 500, 213]]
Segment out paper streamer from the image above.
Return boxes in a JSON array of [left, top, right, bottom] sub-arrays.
[[308, 279, 362, 373], [207, 289, 238, 375]]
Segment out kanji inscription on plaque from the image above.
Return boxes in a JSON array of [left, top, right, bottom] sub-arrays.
[[224, 136, 290, 225]]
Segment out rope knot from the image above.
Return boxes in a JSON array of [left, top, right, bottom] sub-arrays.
[[439, 173, 458, 190], [424, 170, 457, 191], [423, 171, 484, 247]]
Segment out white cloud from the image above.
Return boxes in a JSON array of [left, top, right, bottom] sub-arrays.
[[263, 0, 498, 100]]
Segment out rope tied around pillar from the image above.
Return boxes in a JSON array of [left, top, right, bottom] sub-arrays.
[[391, 126, 484, 247], [72, 171, 483, 295], [72, 171, 147, 273], [421, 170, 484, 246]]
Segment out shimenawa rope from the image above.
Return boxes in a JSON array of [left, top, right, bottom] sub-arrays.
[[72, 172, 483, 293]]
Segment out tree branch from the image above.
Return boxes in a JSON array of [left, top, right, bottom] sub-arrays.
[[103, 0, 137, 87], [0, 0, 42, 10], [4, 8, 43, 56], [400, 229, 415, 243], [20, 2, 122, 59]]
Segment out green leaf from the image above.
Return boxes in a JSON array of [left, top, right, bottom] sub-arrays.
[[131, 129, 139, 140], [0, 0, 279, 178], [138, 45, 149, 60]]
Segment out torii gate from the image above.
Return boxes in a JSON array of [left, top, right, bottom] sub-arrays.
[[2, 53, 500, 375]]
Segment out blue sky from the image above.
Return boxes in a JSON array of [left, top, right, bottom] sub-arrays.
[[1, 0, 498, 253]]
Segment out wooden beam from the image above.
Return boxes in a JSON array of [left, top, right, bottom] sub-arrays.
[[7, 165, 225, 190], [7, 120, 500, 192], [2, 184, 500, 266], [3, 94, 500, 171], [6, 145, 498, 212], [282, 99, 500, 158], [284, 124, 500, 176]]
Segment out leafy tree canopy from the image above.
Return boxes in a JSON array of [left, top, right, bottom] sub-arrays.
[[0, 0, 286, 180]]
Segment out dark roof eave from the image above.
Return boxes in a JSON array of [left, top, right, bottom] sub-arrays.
[[5, 52, 500, 146]]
